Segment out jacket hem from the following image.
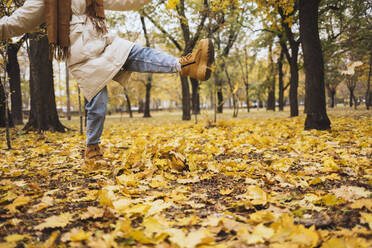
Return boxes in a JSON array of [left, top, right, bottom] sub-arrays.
[[85, 43, 136, 102]]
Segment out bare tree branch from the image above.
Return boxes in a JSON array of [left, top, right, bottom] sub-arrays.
[[141, 11, 183, 51]]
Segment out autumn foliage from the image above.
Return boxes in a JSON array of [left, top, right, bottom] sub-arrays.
[[1, 109, 371, 247]]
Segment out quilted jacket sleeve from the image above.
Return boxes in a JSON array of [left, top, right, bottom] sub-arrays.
[[0, 0, 45, 40], [104, 0, 152, 11]]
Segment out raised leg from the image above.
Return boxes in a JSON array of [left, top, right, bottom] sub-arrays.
[[121, 44, 181, 73]]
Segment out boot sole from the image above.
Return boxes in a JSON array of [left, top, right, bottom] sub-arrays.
[[198, 39, 215, 81]]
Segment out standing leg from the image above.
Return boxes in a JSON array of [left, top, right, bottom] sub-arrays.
[[84, 86, 108, 168], [85, 86, 108, 145]]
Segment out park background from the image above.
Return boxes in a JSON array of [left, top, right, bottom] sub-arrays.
[[0, 0, 371, 248]]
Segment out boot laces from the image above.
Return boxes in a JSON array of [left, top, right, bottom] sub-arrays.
[[179, 53, 193, 65], [87, 145, 103, 159]]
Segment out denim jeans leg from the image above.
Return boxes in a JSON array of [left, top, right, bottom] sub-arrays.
[[85, 86, 108, 145], [122, 44, 181, 73]]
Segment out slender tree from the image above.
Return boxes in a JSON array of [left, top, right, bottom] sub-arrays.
[[266, 44, 275, 111], [253, 0, 300, 116], [142, 0, 209, 120], [65, 61, 71, 120], [278, 48, 289, 111], [278, 5, 300, 117], [366, 44, 372, 110], [140, 15, 153, 118], [123, 88, 133, 118], [238, 47, 255, 112], [7, 40, 24, 125], [77, 85, 83, 135], [224, 63, 238, 117], [211, 4, 244, 114], [190, 77, 200, 114], [345, 74, 358, 108], [0, 78, 14, 128]]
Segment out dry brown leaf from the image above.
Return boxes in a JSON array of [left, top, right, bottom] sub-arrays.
[[34, 213, 72, 230], [80, 206, 105, 220]]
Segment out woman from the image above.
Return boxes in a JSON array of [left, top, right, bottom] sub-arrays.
[[0, 0, 214, 168]]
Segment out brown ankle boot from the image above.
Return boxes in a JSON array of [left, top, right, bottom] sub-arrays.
[[180, 39, 214, 81], [83, 144, 108, 170]]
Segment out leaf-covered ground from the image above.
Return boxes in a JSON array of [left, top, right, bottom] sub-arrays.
[[0, 108, 371, 248]]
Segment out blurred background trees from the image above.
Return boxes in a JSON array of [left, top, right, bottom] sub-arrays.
[[0, 0, 370, 132]]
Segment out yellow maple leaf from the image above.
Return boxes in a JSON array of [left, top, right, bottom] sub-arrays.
[[4, 234, 30, 242], [249, 210, 276, 223], [245, 185, 268, 205], [313, 194, 344, 206], [98, 189, 115, 208], [321, 157, 340, 172], [167, 228, 214, 248], [241, 223, 274, 244], [127, 229, 156, 244], [220, 188, 233, 195], [80, 206, 105, 220], [350, 199, 372, 210], [360, 212, 372, 229], [34, 213, 72, 230], [290, 225, 319, 247], [70, 229, 92, 242], [5, 195, 31, 213], [321, 237, 370, 248]]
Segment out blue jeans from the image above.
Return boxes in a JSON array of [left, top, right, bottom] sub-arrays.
[[86, 45, 180, 145]]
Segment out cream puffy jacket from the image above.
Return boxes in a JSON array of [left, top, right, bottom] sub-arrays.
[[0, 0, 152, 101]]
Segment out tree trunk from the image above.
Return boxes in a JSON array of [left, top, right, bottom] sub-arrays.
[[300, 0, 331, 130], [124, 91, 133, 118], [366, 44, 371, 110], [233, 97, 238, 117], [330, 90, 336, 108], [0, 79, 14, 127], [138, 99, 144, 113], [280, 41, 299, 116], [224, 66, 238, 118], [213, 72, 223, 113], [289, 56, 299, 116], [278, 8, 299, 117], [84, 98, 88, 127], [190, 77, 200, 114], [181, 76, 191, 120], [65, 62, 71, 120], [267, 88, 275, 111], [140, 16, 152, 118], [245, 83, 250, 112], [7, 43, 23, 125], [278, 49, 285, 111], [24, 34, 66, 132], [258, 99, 263, 109], [267, 44, 275, 111], [144, 74, 152, 118], [77, 86, 83, 135], [210, 87, 214, 110], [0, 77, 12, 149], [349, 88, 354, 107], [217, 89, 223, 113]]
